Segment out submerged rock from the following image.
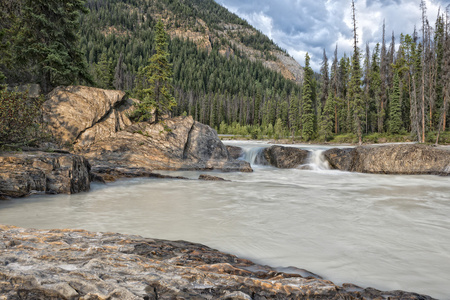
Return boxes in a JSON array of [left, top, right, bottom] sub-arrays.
[[324, 144, 450, 175], [0, 152, 90, 198], [199, 174, 229, 181], [0, 225, 435, 300], [263, 145, 309, 168]]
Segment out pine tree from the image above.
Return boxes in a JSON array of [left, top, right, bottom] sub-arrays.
[[302, 53, 315, 141], [95, 52, 113, 89], [389, 72, 403, 133], [134, 20, 176, 123], [319, 92, 335, 141], [16, 0, 92, 92], [349, 0, 364, 145]]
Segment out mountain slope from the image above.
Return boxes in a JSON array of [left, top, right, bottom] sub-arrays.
[[80, 0, 303, 86]]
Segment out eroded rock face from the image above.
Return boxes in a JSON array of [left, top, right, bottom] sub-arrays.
[[324, 144, 450, 175], [82, 116, 252, 172], [42, 86, 251, 173], [0, 225, 434, 300], [263, 145, 309, 168], [43, 86, 129, 148], [0, 152, 90, 197]]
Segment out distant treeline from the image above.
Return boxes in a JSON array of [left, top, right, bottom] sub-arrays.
[[1, 0, 449, 143]]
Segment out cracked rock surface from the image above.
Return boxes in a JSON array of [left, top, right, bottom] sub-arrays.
[[43, 86, 251, 174], [0, 225, 434, 300], [324, 144, 450, 175]]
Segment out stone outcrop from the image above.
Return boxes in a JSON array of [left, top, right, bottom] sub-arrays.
[[324, 144, 450, 175], [262, 145, 309, 168], [42, 86, 251, 173], [0, 152, 90, 198], [81, 116, 252, 172], [0, 225, 434, 300], [43, 85, 135, 149]]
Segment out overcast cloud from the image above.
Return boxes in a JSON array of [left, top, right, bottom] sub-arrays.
[[218, 0, 447, 71]]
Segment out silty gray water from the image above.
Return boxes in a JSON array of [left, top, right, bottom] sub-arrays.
[[0, 140, 449, 299]]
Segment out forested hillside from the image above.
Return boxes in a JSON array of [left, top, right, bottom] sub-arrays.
[[1, 0, 449, 143], [79, 0, 303, 133]]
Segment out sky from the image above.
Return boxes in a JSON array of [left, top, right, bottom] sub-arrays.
[[218, 0, 448, 72]]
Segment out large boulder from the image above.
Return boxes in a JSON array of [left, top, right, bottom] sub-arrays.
[[42, 86, 251, 173], [81, 116, 252, 172], [0, 152, 90, 198], [0, 225, 434, 300], [42, 86, 131, 148], [262, 145, 309, 168], [324, 144, 450, 175]]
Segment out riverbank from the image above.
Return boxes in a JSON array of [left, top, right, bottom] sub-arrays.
[[0, 225, 436, 299]]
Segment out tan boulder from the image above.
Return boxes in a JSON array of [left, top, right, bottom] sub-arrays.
[[43, 86, 129, 147]]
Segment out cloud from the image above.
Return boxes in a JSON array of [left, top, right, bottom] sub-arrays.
[[219, 0, 446, 72]]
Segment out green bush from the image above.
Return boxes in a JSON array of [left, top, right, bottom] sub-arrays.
[[0, 86, 45, 147]]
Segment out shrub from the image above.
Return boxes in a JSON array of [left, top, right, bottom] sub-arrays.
[[0, 86, 45, 147]]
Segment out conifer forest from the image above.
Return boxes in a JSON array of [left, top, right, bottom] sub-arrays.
[[1, 0, 449, 143]]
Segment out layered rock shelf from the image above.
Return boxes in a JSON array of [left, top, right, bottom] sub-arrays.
[[0, 152, 90, 198], [324, 144, 450, 175], [0, 225, 434, 300]]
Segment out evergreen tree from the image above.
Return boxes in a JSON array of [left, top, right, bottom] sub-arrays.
[[134, 20, 176, 123], [320, 49, 329, 108], [302, 53, 315, 140], [389, 72, 403, 133], [95, 52, 114, 89], [349, 0, 364, 145], [16, 0, 92, 92], [319, 92, 335, 141]]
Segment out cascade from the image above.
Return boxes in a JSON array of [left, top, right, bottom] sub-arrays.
[[240, 147, 267, 165], [303, 150, 330, 170]]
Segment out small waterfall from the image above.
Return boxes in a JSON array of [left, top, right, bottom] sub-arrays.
[[240, 147, 267, 165], [303, 150, 330, 171]]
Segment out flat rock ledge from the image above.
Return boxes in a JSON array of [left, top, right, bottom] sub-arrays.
[[324, 144, 450, 175], [0, 225, 434, 300], [0, 152, 90, 198]]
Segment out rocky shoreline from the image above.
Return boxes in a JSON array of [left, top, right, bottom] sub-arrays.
[[0, 225, 435, 300]]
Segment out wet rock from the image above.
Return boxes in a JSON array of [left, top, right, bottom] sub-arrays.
[[199, 174, 228, 181], [226, 145, 243, 160], [0, 225, 434, 300], [324, 144, 450, 175], [323, 148, 356, 171], [91, 166, 189, 182], [0, 152, 90, 198], [263, 145, 309, 168]]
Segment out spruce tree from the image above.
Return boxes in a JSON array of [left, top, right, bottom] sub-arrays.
[[302, 53, 315, 141], [319, 92, 335, 141], [16, 0, 92, 92], [134, 20, 176, 123], [349, 0, 364, 145], [389, 72, 403, 133]]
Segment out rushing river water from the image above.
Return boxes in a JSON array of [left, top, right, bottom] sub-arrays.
[[1, 141, 450, 299]]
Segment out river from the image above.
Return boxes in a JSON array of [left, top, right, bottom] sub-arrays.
[[1, 141, 449, 299]]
